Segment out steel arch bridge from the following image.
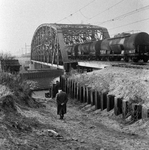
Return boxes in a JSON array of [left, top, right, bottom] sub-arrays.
[[31, 23, 110, 70]]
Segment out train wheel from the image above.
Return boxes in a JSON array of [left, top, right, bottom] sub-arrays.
[[124, 57, 129, 62], [98, 57, 101, 61], [117, 57, 121, 61], [133, 58, 139, 62], [109, 57, 113, 61], [143, 57, 148, 62]]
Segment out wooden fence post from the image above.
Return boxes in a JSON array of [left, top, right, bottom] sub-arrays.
[[77, 83, 79, 100], [86, 87, 91, 104], [90, 89, 95, 106], [95, 91, 101, 109], [83, 85, 87, 103], [142, 104, 149, 121], [74, 81, 77, 99], [67, 79, 70, 95], [101, 92, 107, 111], [131, 103, 142, 121], [122, 100, 129, 119], [107, 95, 115, 112], [65, 78, 67, 93], [114, 97, 122, 116]]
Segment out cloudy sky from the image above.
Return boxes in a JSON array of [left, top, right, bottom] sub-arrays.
[[0, 0, 149, 56]]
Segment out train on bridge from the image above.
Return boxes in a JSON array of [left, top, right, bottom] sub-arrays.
[[31, 23, 149, 71], [67, 32, 149, 63]]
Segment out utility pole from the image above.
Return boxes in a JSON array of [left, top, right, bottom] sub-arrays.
[[25, 43, 31, 54]]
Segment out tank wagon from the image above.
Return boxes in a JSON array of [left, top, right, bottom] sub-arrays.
[[67, 32, 149, 62]]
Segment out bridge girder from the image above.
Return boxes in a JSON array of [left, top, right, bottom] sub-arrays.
[[31, 23, 110, 67]]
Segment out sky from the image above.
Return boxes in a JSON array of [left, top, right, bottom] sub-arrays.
[[0, 0, 149, 56]]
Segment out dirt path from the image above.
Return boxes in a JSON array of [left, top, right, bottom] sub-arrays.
[[20, 93, 149, 150], [1, 90, 149, 150]]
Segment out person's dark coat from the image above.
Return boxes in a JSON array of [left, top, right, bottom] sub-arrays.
[[56, 91, 68, 115]]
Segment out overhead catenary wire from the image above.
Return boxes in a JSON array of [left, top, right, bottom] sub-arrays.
[[87, 0, 125, 21], [94, 4, 149, 25], [79, 10, 90, 19], [56, 0, 95, 23], [109, 17, 149, 30]]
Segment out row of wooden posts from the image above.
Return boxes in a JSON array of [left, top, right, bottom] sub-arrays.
[[59, 76, 149, 121]]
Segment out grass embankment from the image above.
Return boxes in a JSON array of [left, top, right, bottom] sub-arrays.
[[69, 67, 149, 105], [0, 72, 39, 108], [0, 72, 46, 149]]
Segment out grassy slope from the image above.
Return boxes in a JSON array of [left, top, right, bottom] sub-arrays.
[[69, 67, 149, 105]]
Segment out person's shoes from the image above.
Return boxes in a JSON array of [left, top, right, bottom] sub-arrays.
[[60, 115, 64, 120]]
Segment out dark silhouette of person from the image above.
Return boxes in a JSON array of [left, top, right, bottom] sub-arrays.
[[55, 88, 68, 119], [53, 81, 60, 98]]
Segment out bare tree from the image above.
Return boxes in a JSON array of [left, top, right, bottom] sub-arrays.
[[0, 52, 15, 60]]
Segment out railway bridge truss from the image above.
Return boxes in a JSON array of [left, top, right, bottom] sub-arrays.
[[31, 23, 110, 70]]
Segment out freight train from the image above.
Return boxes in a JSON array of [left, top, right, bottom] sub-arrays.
[[66, 32, 149, 62]]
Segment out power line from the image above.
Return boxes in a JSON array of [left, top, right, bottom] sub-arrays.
[[95, 4, 149, 25], [79, 10, 90, 19], [109, 17, 149, 30], [56, 0, 95, 23], [66, 18, 73, 23], [87, 0, 125, 21]]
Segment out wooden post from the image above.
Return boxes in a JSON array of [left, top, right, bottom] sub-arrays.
[[73, 81, 75, 98], [70, 79, 72, 98], [107, 95, 115, 112], [114, 97, 122, 116], [86, 87, 91, 104], [101, 92, 107, 111], [83, 85, 86, 103], [74, 81, 77, 99], [90, 89, 95, 106], [85, 85, 88, 103], [67, 79, 70, 95], [77, 83, 79, 100], [131, 103, 142, 121], [79, 84, 81, 102], [65, 78, 68, 93], [80, 86, 83, 103], [69, 79, 71, 95], [122, 100, 129, 119], [71, 80, 74, 98], [142, 104, 149, 120], [95, 91, 101, 109]]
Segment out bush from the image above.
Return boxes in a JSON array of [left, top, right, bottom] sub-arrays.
[[0, 72, 39, 107]]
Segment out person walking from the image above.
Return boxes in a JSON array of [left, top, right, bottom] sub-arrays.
[[56, 88, 68, 119]]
